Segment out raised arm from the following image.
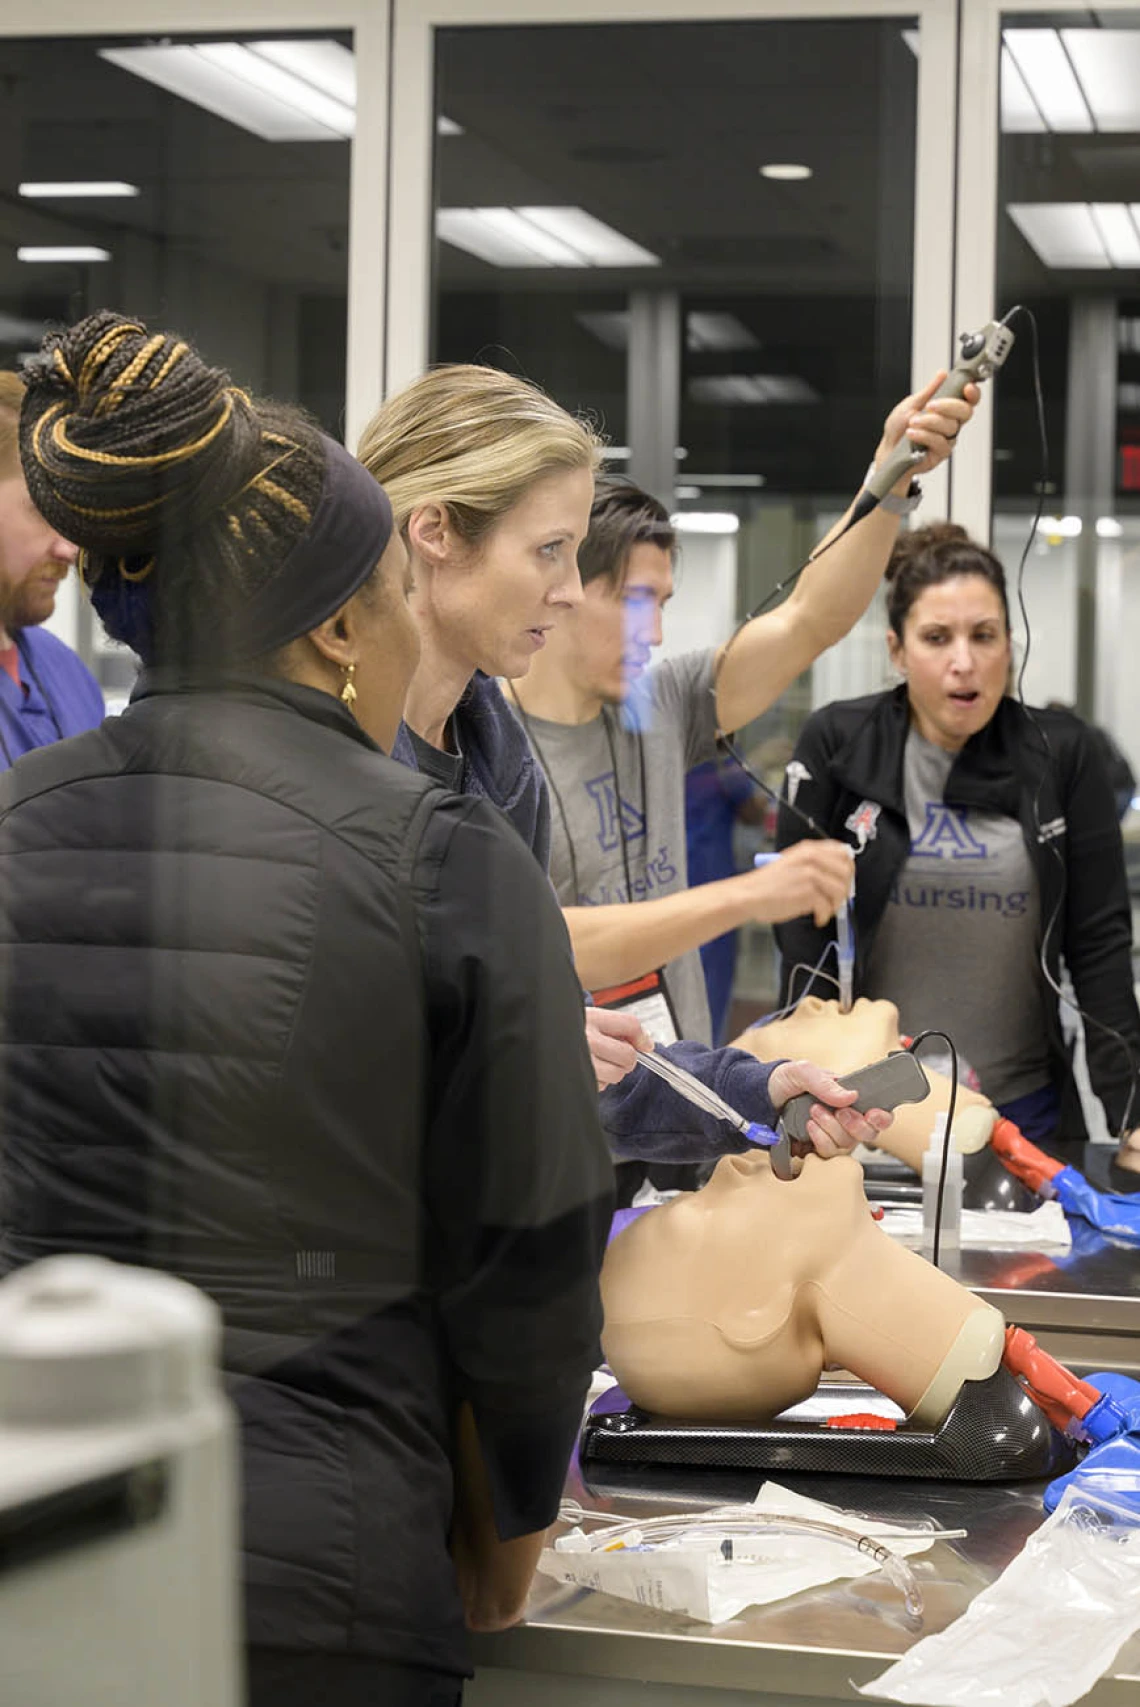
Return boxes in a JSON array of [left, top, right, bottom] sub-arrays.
[[714, 374, 979, 736]]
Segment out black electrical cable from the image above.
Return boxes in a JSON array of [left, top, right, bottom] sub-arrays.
[[999, 303, 1139, 1142], [907, 1029, 959, 1271]]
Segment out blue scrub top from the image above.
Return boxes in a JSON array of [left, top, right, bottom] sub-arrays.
[[0, 626, 105, 771]]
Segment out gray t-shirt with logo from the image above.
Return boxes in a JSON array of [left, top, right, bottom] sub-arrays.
[[512, 651, 719, 1044], [864, 728, 1051, 1104]]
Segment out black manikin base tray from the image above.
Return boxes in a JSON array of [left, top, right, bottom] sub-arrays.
[[581, 1366, 1078, 1482]]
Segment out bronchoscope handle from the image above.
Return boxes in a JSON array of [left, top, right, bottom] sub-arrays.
[[864, 320, 1016, 502]]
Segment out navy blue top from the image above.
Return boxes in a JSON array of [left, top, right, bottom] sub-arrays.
[[0, 627, 104, 771]]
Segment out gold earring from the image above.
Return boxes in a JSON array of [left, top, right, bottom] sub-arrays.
[[340, 662, 358, 708]]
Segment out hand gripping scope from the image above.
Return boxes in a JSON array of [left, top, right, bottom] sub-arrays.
[[852, 319, 1016, 524]]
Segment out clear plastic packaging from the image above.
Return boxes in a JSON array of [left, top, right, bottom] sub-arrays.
[[859, 1483, 1140, 1706]]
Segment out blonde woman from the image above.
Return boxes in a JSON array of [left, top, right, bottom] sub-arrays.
[[359, 367, 888, 1165]]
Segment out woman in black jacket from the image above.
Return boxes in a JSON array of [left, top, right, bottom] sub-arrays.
[[0, 312, 614, 1705], [775, 523, 1140, 1164]]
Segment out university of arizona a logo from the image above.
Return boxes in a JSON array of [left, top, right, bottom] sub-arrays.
[[911, 804, 987, 860], [585, 771, 647, 851]]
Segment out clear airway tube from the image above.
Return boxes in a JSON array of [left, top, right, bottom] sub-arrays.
[[556, 1501, 966, 1621]]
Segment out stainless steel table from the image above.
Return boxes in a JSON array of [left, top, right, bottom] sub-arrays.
[[472, 1457, 1140, 1705]]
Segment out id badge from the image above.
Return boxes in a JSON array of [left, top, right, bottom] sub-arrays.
[[590, 970, 681, 1047]]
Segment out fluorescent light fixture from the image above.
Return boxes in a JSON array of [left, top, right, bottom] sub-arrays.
[[1036, 514, 1083, 538], [516, 207, 658, 267], [437, 114, 464, 137], [759, 163, 812, 181], [901, 28, 920, 58], [670, 512, 740, 535], [247, 39, 355, 107], [1090, 204, 1140, 268], [1119, 383, 1140, 412], [686, 312, 758, 353], [602, 445, 632, 460], [17, 246, 110, 263], [99, 42, 354, 142], [1003, 30, 1093, 132], [437, 207, 658, 268], [688, 374, 818, 406], [1120, 319, 1140, 353], [1060, 30, 1140, 133], [674, 485, 702, 501], [19, 180, 139, 198], [1006, 203, 1111, 268], [1000, 45, 1046, 133], [578, 309, 757, 352], [685, 473, 766, 488], [1097, 517, 1124, 539], [577, 311, 630, 349]]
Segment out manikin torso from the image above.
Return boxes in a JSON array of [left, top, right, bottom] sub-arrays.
[[602, 1150, 1004, 1428]]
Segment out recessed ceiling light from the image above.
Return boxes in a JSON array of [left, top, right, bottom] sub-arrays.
[[688, 374, 818, 406], [99, 41, 355, 142], [1007, 202, 1140, 268], [436, 114, 464, 137], [437, 206, 658, 269], [19, 181, 139, 199], [670, 512, 740, 535], [17, 246, 111, 263], [759, 163, 812, 182]]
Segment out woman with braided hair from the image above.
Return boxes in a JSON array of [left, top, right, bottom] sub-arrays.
[[0, 311, 614, 1705]]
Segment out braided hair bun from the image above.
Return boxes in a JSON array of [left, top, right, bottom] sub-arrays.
[[19, 311, 324, 664]]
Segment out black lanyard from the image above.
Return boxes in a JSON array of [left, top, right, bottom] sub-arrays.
[[0, 636, 65, 768], [508, 688, 647, 905]]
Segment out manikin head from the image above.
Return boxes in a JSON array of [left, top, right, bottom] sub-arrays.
[[0, 370, 78, 641], [731, 995, 998, 1167], [602, 1150, 1005, 1428], [357, 365, 600, 685], [885, 523, 1012, 752]]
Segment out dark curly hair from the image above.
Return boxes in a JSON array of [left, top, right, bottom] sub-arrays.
[[884, 522, 1010, 637], [19, 310, 326, 667]]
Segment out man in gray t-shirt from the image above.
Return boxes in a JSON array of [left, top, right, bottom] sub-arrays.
[[505, 379, 980, 1044]]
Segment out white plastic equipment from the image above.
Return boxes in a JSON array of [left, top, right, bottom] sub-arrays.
[[0, 1255, 241, 1706]]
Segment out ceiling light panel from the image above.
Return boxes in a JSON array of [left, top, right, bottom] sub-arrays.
[[17, 246, 110, 262], [685, 312, 759, 352], [247, 39, 355, 108], [670, 512, 740, 535], [99, 43, 353, 142], [1000, 46, 1046, 133], [1061, 31, 1140, 132], [1003, 30, 1093, 132], [438, 208, 657, 269], [19, 181, 139, 198], [1090, 204, 1140, 268], [516, 207, 658, 267], [1006, 203, 1110, 268], [688, 374, 818, 406]]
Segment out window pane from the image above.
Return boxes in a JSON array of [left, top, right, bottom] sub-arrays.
[[432, 16, 919, 1019], [0, 31, 352, 698]]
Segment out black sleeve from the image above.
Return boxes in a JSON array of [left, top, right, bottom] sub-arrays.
[[772, 710, 843, 1004], [415, 798, 614, 1539], [1058, 726, 1140, 1131]]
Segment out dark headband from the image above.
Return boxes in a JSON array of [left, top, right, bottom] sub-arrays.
[[229, 437, 394, 660]]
